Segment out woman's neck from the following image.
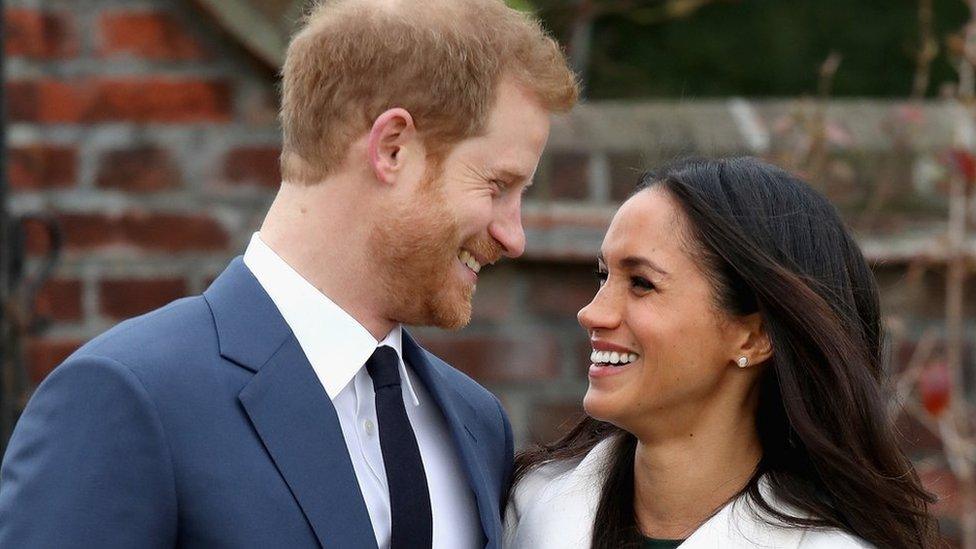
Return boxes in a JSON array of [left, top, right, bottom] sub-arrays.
[[630, 408, 762, 540]]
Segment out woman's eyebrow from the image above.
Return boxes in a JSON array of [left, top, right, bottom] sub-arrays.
[[620, 256, 669, 277], [598, 253, 669, 277]]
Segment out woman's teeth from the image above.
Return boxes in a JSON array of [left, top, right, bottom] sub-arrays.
[[590, 350, 640, 366], [458, 250, 482, 273]]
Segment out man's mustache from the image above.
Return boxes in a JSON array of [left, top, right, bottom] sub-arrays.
[[463, 237, 504, 266]]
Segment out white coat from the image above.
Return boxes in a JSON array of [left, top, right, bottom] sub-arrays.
[[505, 437, 872, 548]]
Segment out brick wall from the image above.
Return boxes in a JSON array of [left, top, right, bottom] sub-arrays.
[[5, 0, 281, 388], [4, 0, 973, 544]]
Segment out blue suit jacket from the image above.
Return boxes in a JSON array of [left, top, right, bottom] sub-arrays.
[[0, 258, 514, 548]]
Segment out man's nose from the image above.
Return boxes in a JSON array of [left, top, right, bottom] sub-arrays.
[[490, 196, 526, 258]]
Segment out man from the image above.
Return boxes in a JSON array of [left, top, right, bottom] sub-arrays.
[[0, 0, 577, 547]]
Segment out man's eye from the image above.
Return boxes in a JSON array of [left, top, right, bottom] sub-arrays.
[[594, 269, 608, 285]]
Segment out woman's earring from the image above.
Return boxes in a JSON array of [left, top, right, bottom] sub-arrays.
[[737, 356, 749, 368]]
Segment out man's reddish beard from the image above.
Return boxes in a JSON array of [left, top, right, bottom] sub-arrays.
[[368, 171, 501, 330]]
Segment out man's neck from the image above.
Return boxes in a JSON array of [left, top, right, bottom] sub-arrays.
[[259, 183, 396, 341]]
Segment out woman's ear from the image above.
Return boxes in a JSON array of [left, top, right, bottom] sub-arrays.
[[733, 313, 773, 367], [367, 108, 418, 185]]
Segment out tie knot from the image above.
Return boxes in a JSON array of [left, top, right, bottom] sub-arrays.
[[366, 346, 401, 389]]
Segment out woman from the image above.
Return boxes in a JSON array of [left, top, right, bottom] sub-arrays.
[[506, 157, 939, 548]]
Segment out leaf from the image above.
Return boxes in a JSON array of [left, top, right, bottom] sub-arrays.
[[505, 0, 535, 13]]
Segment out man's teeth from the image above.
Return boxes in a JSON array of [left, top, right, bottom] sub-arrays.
[[590, 350, 640, 366], [458, 250, 482, 273]]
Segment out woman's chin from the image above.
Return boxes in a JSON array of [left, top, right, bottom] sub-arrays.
[[582, 389, 619, 424]]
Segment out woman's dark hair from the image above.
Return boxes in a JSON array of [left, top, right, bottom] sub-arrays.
[[513, 157, 939, 548]]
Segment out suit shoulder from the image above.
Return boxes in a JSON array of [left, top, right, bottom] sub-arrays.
[[70, 295, 216, 377], [422, 348, 501, 409]]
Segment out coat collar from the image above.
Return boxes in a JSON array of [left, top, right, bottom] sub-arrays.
[[204, 256, 292, 373], [507, 436, 816, 549], [204, 258, 502, 548]]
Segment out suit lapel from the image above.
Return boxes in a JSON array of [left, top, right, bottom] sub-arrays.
[[238, 336, 377, 549], [402, 331, 500, 548], [205, 258, 377, 549]]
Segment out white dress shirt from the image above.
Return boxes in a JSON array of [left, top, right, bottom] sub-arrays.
[[243, 233, 481, 549]]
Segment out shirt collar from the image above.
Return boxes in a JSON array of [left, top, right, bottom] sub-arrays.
[[375, 323, 420, 407], [242, 233, 419, 405]]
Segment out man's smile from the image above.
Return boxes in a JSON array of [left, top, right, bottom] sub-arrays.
[[458, 248, 486, 274]]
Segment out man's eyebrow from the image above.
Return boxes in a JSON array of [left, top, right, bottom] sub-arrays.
[[490, 167, 530, 183], [597, 253, 669, 277]]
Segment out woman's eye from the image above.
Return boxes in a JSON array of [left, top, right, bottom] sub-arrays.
[[631, 276, 654, 291], [593, 269, 608, 285]]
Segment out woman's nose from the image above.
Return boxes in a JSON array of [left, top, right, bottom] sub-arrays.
[[577, 285, 620, 332]]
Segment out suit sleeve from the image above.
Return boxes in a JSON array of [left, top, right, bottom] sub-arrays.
[[495, 396, 515, 514], [0, 354, 178, 548]]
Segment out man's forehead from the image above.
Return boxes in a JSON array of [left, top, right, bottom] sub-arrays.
[[456, 135, 537, 174]]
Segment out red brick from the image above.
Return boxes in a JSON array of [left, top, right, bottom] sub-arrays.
[[9, 145, 77, 190], [415, 331, 560, 383], [4, 8, 77, 59], [99, 278, 188, 320], [33, 278, 83, 322], [239, 86, 280, 126], [43, 213, 115, 252], [224, 146, 281, 188], [521, 206, 613, 231], [119, 212, 229, 252], [527, 400, 586, 444], [525, 265, 598, 318], [99, 11, 207, 61], [21, 216, 64, 256], [26, 338, 84, 384], [571, 332, 595, 379], [25, 212, 228, 254], [96, 147, 183, 192], [546, 151, 590, 200], [470, 267, 516, 322], [7, 79, 232, 123]]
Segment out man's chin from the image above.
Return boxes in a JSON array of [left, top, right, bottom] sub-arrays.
[[429, 294, 473, 331], [425, 278, 474, 329], [394, 284, 473, 330]]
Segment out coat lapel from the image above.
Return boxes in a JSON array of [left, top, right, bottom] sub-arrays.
[[681, 477, 808, 548], [402, 331, 500, 548], [506, 437, 613, 548], [205, 258, 377, 549]]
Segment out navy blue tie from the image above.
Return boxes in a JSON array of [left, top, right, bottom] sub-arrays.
[[366, 346, 433, 549]]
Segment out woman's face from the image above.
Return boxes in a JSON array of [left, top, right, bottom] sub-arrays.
[[578, 187, 756, 436]]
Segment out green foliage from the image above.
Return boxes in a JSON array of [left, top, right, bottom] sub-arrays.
[[536, 0, 970, 98], [505, 0, 536, 13]]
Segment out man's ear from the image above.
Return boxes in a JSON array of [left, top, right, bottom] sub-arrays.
[[733, 313, 773, 367], [367, 108, 418, 185]]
